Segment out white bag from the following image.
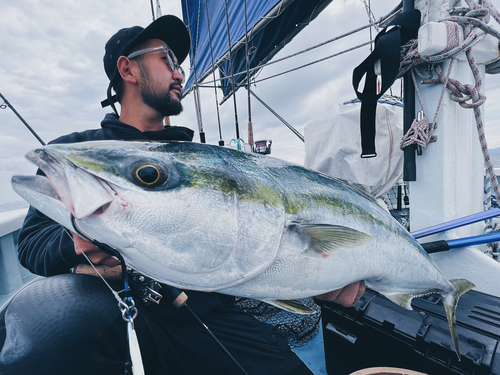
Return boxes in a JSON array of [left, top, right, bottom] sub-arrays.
[[304, 100, 404, 198]]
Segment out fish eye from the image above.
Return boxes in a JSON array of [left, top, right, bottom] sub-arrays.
[[133, 164, 167, 188]]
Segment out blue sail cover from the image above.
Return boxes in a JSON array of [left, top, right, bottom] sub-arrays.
[[181, 0, 333, 99]]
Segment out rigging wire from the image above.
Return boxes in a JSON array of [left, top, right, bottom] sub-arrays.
[[195, 39, 372, 91], [223, 0, 241, 140], [190, 20, 380, 89], [248, 89, 304, 142], [368, 0, 373, 52], [250, 40, 372, 85], [204, 0, 224, 144], [248, 21, 378, 71], [220, 20, 381, 100], [193, 38, 372, 88], [361, 0, 379, 53]]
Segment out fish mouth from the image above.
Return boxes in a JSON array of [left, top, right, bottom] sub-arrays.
[[14, 147, 114, 220]]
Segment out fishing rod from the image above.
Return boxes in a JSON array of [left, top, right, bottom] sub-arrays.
[[0, 92, 45, 146], [420, 231, 500, 253], [412, 208, 500, 253]]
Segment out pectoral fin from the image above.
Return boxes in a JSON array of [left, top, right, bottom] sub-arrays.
[[263, 300, 317, 315], [299, 224, 374, 256]]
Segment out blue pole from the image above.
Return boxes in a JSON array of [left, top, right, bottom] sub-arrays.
[[411, 208, 500, 238], [420, 230, 500, 253], [446, 231, 500, 248]]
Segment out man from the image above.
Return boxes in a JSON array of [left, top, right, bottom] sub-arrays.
[[0, 15, 364, 375]]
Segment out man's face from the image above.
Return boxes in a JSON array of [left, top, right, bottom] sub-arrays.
[[136, 40, 184, 117]]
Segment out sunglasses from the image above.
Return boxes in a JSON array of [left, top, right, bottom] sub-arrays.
[[127, 45, 185, 78]]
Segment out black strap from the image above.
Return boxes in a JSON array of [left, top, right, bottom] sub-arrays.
[[104, 82, 119, 115], [101, 93, 118, 109], [352, 9, 421, 158]]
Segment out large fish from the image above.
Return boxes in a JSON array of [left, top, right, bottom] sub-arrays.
[[12, 140, 474, 358]]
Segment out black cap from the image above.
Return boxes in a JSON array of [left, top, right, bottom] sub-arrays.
[[102, 15, 190, 110]]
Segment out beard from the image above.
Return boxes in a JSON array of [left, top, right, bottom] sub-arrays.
[[139, 66, 183, 117]]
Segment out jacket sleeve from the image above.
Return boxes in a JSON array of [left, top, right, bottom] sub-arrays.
[[16, 132, 93, 276], [17, 206, 86, 276]]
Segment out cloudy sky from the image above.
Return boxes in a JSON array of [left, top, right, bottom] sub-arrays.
[[1, 0, 500, 205]]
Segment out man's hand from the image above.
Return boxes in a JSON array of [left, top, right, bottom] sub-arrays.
[[315, 280, 365, 307], [72, 233, 120, 267]]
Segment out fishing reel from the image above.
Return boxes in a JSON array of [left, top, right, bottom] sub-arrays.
[[253, 139, 272, 155], [128, 270, 163, 306]]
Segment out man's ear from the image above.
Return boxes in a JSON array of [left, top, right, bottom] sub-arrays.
[[117, 56, 138, 84]]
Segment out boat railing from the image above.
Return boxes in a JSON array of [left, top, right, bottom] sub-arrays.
[[0, 207, 39, 311]]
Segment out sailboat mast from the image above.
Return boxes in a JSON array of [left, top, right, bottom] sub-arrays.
[[403, 0, 417, 181]]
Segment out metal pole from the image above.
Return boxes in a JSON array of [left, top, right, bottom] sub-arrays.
[[403, 0, 416, 181]]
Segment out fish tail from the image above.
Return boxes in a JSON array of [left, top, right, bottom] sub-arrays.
[[442, 279, 475, 360]]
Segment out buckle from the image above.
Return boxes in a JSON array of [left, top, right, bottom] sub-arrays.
[[139, 285, 162, 305]]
